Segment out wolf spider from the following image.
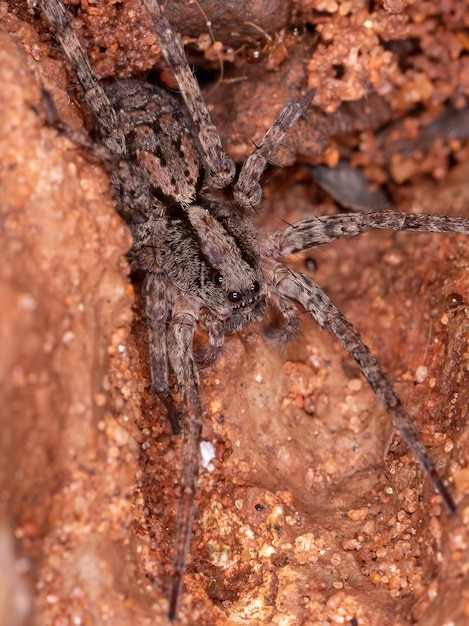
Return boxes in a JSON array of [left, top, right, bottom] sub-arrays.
[[39, 0, 468, 620]]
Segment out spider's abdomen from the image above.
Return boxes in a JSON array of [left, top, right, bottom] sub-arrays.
[[104, 80, 202, 211]]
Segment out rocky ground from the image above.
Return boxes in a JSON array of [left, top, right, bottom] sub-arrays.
[[1, 1, 469, 624]]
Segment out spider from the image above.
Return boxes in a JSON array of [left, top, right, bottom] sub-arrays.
[[39, 0, 469, 620]]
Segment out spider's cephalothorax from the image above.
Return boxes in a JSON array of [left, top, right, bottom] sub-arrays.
[[39, 0, 469, 620], [131, 201, 268, 329]]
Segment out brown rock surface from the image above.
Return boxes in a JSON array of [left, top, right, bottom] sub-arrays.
[[1, 1, 468, 625]]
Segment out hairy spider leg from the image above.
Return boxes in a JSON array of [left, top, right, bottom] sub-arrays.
[[233, 91, 315, 211], [265, 209, 469, 512], [142, 0, 235, 189], [40, 0, 124, 153], [275, 210, 469, 255]]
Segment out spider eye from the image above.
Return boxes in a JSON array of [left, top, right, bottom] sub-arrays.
[[228, 291, 242, 303], [213, 272, 224, 286], [251, 281, 260, 294]]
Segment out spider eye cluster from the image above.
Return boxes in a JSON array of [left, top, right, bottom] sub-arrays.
[[228, 291, 242, 303], [212, 272, 261, 308], [213, 271, 224, 286]]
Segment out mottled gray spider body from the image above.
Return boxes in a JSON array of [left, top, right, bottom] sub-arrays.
[[39, 0, 469, 620]]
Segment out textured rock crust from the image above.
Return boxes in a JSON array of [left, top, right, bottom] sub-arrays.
[[1, 1, 468, 625]]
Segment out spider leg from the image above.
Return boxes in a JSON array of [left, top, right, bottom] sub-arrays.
[[195, 311, 226, 368], [145, 275, 207, 615], [270, 210, 469, 256], [40, 0, 124, 153], [263, 291, 300, 344], [143, 271, 182, 435], [42, 87, 115, 160], [142, 0, 236, 189], [41, 0, 154, 223], [42, 84, 149, 223], [273, 267, 456, 514], [164, 297, 204, 621], [234, 91, 315, 211]]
